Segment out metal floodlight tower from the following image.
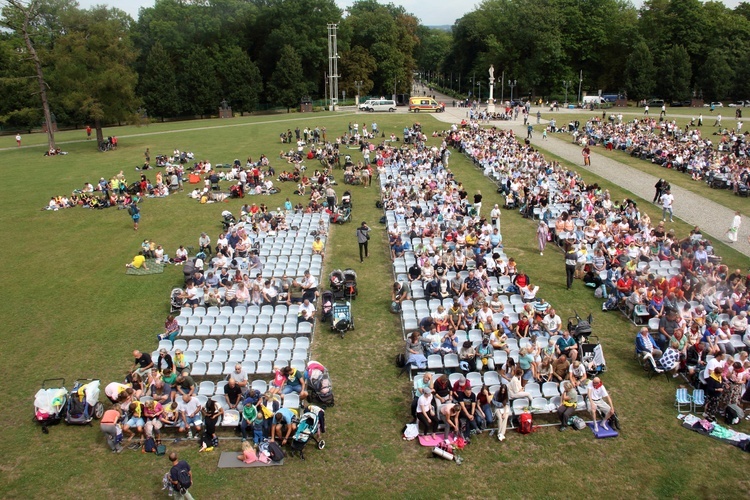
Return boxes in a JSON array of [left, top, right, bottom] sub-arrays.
[[327, 23, 340, 110]]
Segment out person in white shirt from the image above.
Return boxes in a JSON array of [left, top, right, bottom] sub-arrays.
[[542, 309, 562, 335], [660, 189, 674, 222], [587, 377, 615, 432], [298, 299, 316, 323], [178, 394, 202, 438], [300, 271, 318, 302]]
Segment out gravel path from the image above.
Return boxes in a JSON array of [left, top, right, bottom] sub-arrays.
[[423, 89, 750, 258]]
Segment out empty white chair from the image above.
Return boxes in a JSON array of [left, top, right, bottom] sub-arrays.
[[483, 371, 500, 386], [238, 324, 254, 336], [180, 325, 196, 338], [234, 338, 248, 351], [276, 348, 292, 362], [158, 339, 173, 351], [279, 337, 295, 350], [204, 339, 218, 351], [206, 362, 223, 376], [191, 362, 207, 376], [260, 349, 276, 362], [292, 348, 308, 360], [290, 359, 306, 372], [542, 382, 559, 398], [251, 379, 268, 393], [265, 338, 279, 350], [512, 398, 530, 413], [295, 337, 310, 350], [241, 361, 255, 374], [466, 372, 483, 388], [256, 361, 272, 374], [253, 324, 268, 336], [248, 339, 264, 350], [173, 339, 188, 352], [267, 324, 283, 335], [197, 350, 213, 363], [198, 381, 215, 396], [196, 325, 210, 337], [427, 354, 443, 371], [228, 350, 245, 363], [218, 339, 233, 351], [283, 393, 300, 409]]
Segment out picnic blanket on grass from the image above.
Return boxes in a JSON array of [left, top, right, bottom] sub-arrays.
[[125, 259, 165, 275]]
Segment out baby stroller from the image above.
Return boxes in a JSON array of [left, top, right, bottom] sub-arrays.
[[320, 290, 334, 322], [221, 211, 236, 231], [330, 206, 352, 225], [566, 310, 593, 344], [343, 269, 358, 299], [289, 406, 326, 460], [340, 190, 352, 210], [65, 379, 104, 425], [331, 300, 354, 338], [329, 269, 345, 297], [34, 379, 68, 434], [581, 335, 607, 376], [170, 288, 185, 314], [306, 361, 334, 407]]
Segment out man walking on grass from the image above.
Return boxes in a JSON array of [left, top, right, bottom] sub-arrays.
[[661, 189, 674, 222]]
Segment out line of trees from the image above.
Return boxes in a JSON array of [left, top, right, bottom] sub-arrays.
[[0, 0, 421, 132], [440, 0, 750, 104], [4, 0, 750, 139]]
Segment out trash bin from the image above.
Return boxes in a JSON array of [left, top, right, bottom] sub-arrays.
[[300, 97, 312, 113]]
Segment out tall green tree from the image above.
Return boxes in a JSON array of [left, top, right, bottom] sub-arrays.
[[623, 40, 656, 101], [268, 45, 308, 112], [696, 49, 734, 101], [339, 46, 377, 98], [139, 41, 180, 120], [217, 46, 263, 114], [50, 5, 139, 144], [658, 45, 692, 101], [179, 46, 221, 117]]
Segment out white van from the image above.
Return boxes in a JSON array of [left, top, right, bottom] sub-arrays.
[[358, 99, 376, 110], [582, 95, 604, 105], [364, 99, 397, 112]]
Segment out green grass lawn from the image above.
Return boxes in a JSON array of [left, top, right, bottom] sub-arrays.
[[0, 111, 747, 499]]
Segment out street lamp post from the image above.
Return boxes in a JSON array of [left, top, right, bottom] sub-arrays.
[[577, 70, 583, 106], [563, 80, 571, 106], [477, 82, 482, 103], [354, 80, 363, 106], [509, 79, 517, 104]]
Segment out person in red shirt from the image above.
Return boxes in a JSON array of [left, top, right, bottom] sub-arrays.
[[616, 272, 634, 298], [86, 125, 92, 140]]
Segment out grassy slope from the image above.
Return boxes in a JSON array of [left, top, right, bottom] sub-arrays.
[[0, 112, 746, 499]]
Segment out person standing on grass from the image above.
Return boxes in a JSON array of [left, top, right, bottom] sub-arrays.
[[86, 125, 92, 140], [564, 242, 578, 290], [168, 452, 194, 500], [15, 133, 21, 147], [726, 211, 741, 244], [537, 220, 549, 256], [128, 202, 140, 231], [661, 189, 674, 222], [473, 190, 483, 216], [356, 221, 370, 263]]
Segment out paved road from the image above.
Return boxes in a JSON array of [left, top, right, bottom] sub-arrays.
[[420, 86, 750, 259]]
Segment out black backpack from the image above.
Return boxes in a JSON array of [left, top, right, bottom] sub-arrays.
[[267, 441, 286, 462], [176, 466, 191, 491], [395, 353, 406, 368], [725, 404, 744, 425]]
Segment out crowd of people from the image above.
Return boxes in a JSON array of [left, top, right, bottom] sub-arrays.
[[566, 114, 750, 190], [375, 123, 616, 443], [444, 120, 750, 424]]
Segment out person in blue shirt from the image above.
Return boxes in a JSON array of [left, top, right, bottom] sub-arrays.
[[635, 327, 662, 360], [555, 330, 578, 361], [271, 408, 297, 445]]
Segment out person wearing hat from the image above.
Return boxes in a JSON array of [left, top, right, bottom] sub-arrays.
[[356, 221, 371, 263]]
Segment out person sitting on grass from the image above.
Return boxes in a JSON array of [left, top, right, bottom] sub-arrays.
[[126, 251, 149, 270]]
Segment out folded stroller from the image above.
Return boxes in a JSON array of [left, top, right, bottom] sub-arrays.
[[170, 288, 185, 314], [289, 406, 326, 460], [320, 290, 334, 322], [307, 361, 334, 407], [34, 379, 68, 434], [65, 379, 104, 425], [581, 335, 607, 376]]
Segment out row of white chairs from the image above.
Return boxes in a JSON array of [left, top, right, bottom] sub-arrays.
[[178, 304, 300, 318], [160, 337, 309, 353], [181, 358, 307, 378], [179, 322, 313, 338], [157, 346, 308, 366], [180, 311, 305, 327]]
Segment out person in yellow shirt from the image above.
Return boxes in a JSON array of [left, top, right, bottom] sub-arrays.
[[311, 236, 325, 259], [126, 251, 149, 270]]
